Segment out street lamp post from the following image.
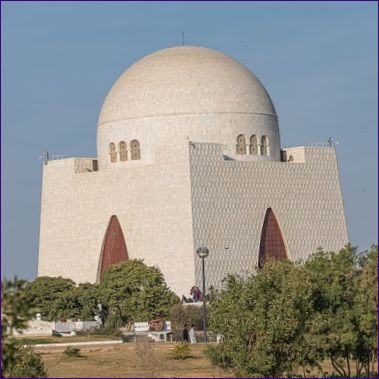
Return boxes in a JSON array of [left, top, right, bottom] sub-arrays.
[[196, 247, 209, 343]]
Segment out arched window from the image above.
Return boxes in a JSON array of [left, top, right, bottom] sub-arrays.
[[261, 135, 269, 156], [249, 135, 258, 155], [236, 134, 246, 155], [109, 143, 117, 163], [130, 140, 141, 160], [118, 141, 128, 161]]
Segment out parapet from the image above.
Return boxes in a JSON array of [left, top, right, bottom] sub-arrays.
[[43, 157, 98, 174], [73, 158, 98, 174], [282, 146, 336, 163], [189, 142, 336, 166]]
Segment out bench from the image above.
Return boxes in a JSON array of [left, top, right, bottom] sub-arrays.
[[123, 321, 173, 342]]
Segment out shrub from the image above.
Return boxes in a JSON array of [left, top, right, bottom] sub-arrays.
[[63, 346, 82, 358], [134, 340, 162, 377], [169, 303, 204, 331], [170, 342, 191, 360], [203, 344, 233, 369], [5, 345, 47, 378]]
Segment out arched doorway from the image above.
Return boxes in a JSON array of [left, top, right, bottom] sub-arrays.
[[258, 208, 288, 268], [97, 215, 129, 280]]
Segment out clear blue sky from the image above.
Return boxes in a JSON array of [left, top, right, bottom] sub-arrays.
[[1, 1, 377, 280]]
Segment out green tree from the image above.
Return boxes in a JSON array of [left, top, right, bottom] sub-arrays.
[[2, 277, 33, 335], [169, 303, 204, 331], [25, 276, 76, 320], [99, 260, 179, 326], [209, 260, 313, 377], [207, 245, 378, 378], [1, 278, 47, 378], [47, 282, 100, 321], [353, 245, 378, 376], [75, 282, 101, 320], [5, 346, 47, 378], [303, 245, 359, 376]]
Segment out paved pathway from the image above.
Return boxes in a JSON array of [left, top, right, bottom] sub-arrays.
[[29, 340, 123, 349]]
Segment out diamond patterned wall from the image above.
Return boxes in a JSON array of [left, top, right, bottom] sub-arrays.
[[189, 143, 348, 290]]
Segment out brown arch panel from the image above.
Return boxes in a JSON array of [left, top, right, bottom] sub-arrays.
[[258, 208, 288, 268], [99, 215, 129, 280]]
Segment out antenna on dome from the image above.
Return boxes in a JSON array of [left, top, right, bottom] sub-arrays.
[[181, 32, 185, 46]]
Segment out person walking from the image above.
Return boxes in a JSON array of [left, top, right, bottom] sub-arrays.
[[189, 324, 196, 344], [182, 324, 189, 342]]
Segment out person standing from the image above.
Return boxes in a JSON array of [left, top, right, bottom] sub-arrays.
[[182, 324, 189, 342], [189, 324, 196, 344]]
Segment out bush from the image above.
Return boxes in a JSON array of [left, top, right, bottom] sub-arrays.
[[169, 303, 204, 331], [170, 342, 191, 360], [5, 345, 47, 378], [203, 344, 233, 369], [63, 346, 82, 358], [134, 340, 162, 377]]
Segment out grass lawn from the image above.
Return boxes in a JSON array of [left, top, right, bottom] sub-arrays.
[[38, 342, 233, 378]]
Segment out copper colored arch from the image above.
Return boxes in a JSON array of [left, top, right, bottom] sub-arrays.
[[98, 215, 129, 280], [258, 208, 288, 268]]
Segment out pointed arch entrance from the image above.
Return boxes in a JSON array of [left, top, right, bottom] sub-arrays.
[[97, 215, 129, 281], [258, 208, 288, 268]]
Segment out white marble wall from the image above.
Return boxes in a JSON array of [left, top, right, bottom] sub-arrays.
[[97, 112, 281, 171], [38, 141, 348, 296], [189, 143, 349, 290], [38, 144, 195, 296]]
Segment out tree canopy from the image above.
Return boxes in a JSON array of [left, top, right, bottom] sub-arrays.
[[1, 278, 47, 378], [2, 277, 33, 335], [99, 260, 179, 326], [22, 260, 179, 326], [24, 276, 100, 321], [208, 245, 378, 378]]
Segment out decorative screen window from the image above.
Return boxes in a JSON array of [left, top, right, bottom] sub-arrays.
[[236, 134, 246, 155], [119, 141, 128, 161], [109, 143, 117, 163], [130, 140, 141, 160], [261, 135, 269, 156], [250, 135, 258, 155]]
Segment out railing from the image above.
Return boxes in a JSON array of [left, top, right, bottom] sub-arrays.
[[310, 138, 338, 148], [309, 142, 331, 147], [49, 155, 68, 160]]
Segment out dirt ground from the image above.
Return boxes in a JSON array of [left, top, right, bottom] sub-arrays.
[[38, 342, 233, 378], [34, 340, 378, 378]]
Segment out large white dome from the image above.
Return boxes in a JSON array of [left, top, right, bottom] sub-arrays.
[[97, 46, 281, 170], [98, 46, 277, 125]]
